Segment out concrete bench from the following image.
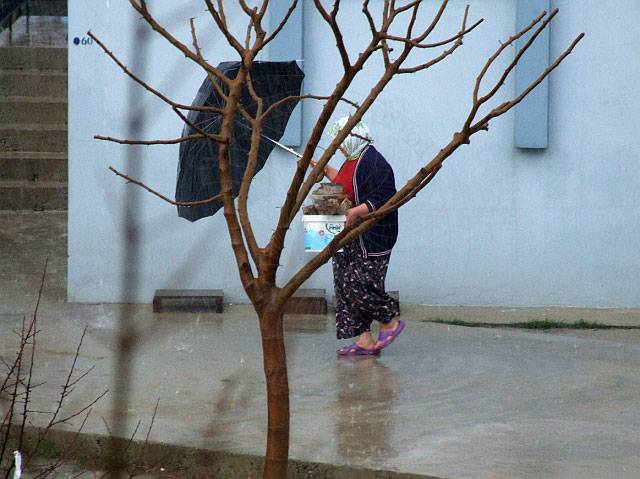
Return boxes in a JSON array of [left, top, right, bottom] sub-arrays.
[[284, 288, 327, 315], [152, 289, 224, 313]]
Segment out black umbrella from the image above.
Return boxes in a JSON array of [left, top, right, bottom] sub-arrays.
[[176, 61, 304, 222]]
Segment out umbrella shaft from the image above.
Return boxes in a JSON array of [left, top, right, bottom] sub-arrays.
[[263, 134, 302, 158]]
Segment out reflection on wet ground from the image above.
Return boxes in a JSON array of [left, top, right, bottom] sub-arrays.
[[335, 357, 397, 464]]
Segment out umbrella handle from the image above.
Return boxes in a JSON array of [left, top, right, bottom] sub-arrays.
[[265, 134, 324, 182]]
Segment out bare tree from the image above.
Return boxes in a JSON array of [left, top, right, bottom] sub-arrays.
[[0, 260, 108, 478], [89, 1, 583, 477]]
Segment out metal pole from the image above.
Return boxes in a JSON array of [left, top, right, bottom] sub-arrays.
[[25, 0, 29, 42]]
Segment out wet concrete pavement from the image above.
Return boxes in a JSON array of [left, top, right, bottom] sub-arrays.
[[2, 212, 640, 478]]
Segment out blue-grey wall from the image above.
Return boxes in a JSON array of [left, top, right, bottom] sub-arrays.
[[68, 1, 640, 307]]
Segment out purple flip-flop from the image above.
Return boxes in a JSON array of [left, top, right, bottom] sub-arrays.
[[377, 319, 406, 350], [337, 343, 381, 356]]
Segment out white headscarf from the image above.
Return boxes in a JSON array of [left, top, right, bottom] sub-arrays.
[[327, 116, 373, 160]]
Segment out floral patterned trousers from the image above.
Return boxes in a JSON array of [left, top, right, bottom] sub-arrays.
[[332, 241, 400, 339]]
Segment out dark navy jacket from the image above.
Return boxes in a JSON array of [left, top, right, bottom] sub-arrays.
[[352, 145, 398, 257]]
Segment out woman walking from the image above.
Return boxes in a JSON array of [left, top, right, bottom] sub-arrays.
[[315, 117, 405, 355]]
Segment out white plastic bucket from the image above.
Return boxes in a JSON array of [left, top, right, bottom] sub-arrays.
[[302, 215, 346, 252]]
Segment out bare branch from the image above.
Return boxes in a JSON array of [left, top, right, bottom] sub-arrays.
[[472, 31, 585, 133], [313, 0, 351, 72], [67, 365, 96, 389], [171, 106, 223, 143], [94, 133, 211, 145], [55, 391, 108, 427], [108, 166, 223, 207], [101, 416, 113, 435], [261, 94, 360, 121], [245, 69, 264, 111], [390, 164, 443, 210], [31, 409, 93, 479], [468, 9, 546, 122], [362, 0, 377, 33], [238, 0, 257, 18], [45, 326, 88, 427], [0, 315, 26, 466], [413, 0, 449, 43], [213, 69, 259, 299], [395, 0, 422, 16], [263, 1, 299, 47], [17, 258, 47, 452], [144, 398, 160, 443], [126, 398, 161, 478], [203, 0, 246, 55], [93, 7, 254, 137], [124, 419, 143, 452], [188, 15, 253, 125], [88, 30, 223, 115], [189, 17, 203, 59], [237, 116, 264, 268], [130, 0, 232, 87], [385, 16, 483, 50], [479, 9, 557, 105], [397, 7, 476, 74], [244, 16, 254, 49]]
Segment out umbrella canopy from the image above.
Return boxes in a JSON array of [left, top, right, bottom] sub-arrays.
[[176, 61, 304, 222]]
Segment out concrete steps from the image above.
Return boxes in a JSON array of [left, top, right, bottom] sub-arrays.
[[0, 46, 67, 210], [0, 180, 67, 210]]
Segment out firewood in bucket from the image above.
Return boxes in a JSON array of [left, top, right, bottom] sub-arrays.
[[339, 198, 352, 213]]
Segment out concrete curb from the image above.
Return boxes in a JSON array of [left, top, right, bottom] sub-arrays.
[[12, 426, 444, 479]]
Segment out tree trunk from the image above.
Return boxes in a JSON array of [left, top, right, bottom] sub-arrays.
[[259, 306, 289, 479]]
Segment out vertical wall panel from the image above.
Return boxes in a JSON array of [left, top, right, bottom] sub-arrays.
[[515, 0, 550, 148]]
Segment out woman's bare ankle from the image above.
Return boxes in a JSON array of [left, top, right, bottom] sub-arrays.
[[356, 332, 376, 349], [379, 318, 398, 332]]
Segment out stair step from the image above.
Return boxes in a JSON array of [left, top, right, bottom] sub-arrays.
[[0, 97, 67, 124], [0, 70, 67, 97], [0, 151, 66, 181], [0, 124, 66, 152], [0, 46, 67, 71], [0, 180, 67, 210], [0, 13, 68, 48], [25, 1, 68, 16]]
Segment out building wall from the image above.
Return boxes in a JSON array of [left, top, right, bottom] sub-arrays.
[[68, 1, 640, 307]]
